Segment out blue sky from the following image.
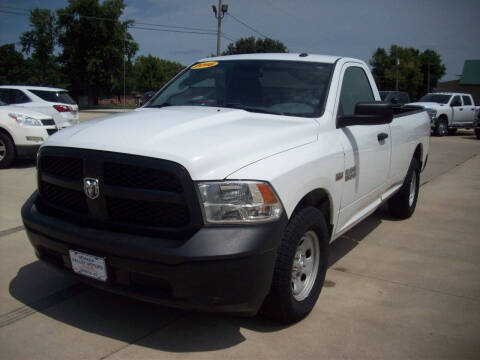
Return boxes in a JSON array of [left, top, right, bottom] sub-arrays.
[[1, 0, 479, 81]]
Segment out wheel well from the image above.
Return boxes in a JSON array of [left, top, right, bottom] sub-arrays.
[[292, 189, 333, 236], [0, 127, 15, 149], [413, 143, 423, 169], [438, 114, 448, 123]]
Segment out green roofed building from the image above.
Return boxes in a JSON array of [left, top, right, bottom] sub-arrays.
[[436, 60, 480, 105]]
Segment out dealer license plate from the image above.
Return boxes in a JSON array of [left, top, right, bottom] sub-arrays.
[[69, 250, 107, 282]]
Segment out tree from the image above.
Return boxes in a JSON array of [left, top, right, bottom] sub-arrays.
[[56, 0, 138, 104], [222, 37, 288, 55], [133, 55, 184, 94], [370, 45, 446, 100], [0, 44, 31, 85], [419, 50, 446, 95], [20, 9, 58, 85]]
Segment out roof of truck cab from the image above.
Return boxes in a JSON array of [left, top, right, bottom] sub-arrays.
[[0, 85, 67, 91], [200, 53, 342, 64]]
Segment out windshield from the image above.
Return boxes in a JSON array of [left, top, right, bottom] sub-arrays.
[[29, 89, 76, 105], [147, 60, 334, 117], [418, 94, 451, 104]]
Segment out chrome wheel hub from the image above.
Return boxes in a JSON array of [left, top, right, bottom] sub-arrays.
[[0, 139, 5, 161], [291, 230, 320, 301], [409, 170, 417, 207]]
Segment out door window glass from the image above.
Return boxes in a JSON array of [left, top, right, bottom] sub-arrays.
[[338, 66, 374, 116], [450, 96, 462, 107], [462, 96, 472, 106], [10, 90, 31, 104]]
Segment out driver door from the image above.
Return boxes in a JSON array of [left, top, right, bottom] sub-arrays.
[[335, 64, 391, 234]]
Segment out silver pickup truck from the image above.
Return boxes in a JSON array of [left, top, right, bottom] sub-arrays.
[[408, 92, 480, 136]]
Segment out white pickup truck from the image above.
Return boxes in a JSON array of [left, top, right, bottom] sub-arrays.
[[408, 92, 479, 136], [22, 53, 430, 323]]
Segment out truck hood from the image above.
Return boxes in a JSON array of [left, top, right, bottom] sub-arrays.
[[406, 102, 447, 109], [44, 106, 319, 180]]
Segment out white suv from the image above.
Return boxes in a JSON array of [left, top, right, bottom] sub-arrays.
[[0, 86, 79, 128], [0, 100, 58, 168]]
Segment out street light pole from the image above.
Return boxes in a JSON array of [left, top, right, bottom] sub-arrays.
[[395, 47, 399, 91], [427, 61, 430, 93], [212, 0, 228, 56]]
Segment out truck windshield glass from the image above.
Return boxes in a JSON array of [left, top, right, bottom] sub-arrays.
[[418, 94, 451, 104], [147, 60, 333, 117]]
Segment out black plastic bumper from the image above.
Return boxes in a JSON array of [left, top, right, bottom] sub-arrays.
[[21, 192, 287, 315], [16, 145, 40, 159]]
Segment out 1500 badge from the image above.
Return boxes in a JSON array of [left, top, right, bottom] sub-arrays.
[[345, 166, 356, 181]]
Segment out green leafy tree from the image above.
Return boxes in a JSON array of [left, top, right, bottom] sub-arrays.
[[56, 0, 138, 104], [419, 49, 446, 95], [370, 45, 445, 100], [133, 55, 184, 94], [0, 44, 32, 85], [20, 9, 58, 85], [222, 37, 288, 55]]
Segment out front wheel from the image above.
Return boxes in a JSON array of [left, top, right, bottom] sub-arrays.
[[434, 117, 448, 136], [260, 207, 329, 323], [388, 158, 420, 219], [0, 132, 15, 169]]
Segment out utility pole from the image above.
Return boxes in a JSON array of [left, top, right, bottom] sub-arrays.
[[395, 47, 399, 91], [427, 61, 430, 93], [212, 0, 228, 56]]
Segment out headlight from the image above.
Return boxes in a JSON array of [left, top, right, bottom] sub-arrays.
[[197, 181, 283, 224], [425, 108, 437, 121], [8, 113, 42, 126]]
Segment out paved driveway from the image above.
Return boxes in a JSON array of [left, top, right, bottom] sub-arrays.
[[1, 131, 479, 359]]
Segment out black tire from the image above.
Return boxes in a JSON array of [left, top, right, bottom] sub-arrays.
[[434, 117, 448, 136], [260, 207, 329, 324], [475, 128, 480, 140], [388, 157, 420, 219], [0, 132, 15, 169], [447, 128, 457, 135]]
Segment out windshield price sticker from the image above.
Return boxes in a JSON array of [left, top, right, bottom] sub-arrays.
[[191, 61, 218, 70]]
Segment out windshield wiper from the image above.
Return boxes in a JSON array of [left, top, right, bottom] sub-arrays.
[[148, 102, 171, 108]]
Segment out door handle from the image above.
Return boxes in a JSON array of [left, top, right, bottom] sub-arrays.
[[377, 132, 389, 142]]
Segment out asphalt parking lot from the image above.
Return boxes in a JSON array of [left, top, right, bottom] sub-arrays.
[[1, 117, 479, 359]]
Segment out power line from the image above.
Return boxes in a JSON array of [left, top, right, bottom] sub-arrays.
[[131, 26, 216, 36], [225, 12, 268, 38], [0, 6, 238, 41], [0, 9, 28, 16]]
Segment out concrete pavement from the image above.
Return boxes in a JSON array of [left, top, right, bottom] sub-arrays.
[[0, 131, 479, 359]]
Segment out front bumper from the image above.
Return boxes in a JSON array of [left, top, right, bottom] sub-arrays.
[[16, 145, 40, 159], [22, 192, 287, 315]]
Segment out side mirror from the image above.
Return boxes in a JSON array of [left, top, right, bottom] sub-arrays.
[[391, 98, 399, 104], [337, 102, 393, 128]]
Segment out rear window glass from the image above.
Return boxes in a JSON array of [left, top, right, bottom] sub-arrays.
[[462, 96, 472, 106], [29, 90, 76, 105]]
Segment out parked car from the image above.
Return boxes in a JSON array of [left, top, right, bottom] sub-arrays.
[[474, 113, 480, 139], [22, 53, 430, 323], [379, 91, 410, 106], [407, 92, 480, 136], [0, 85, 79, 129], [0, 100, 58, 168]]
